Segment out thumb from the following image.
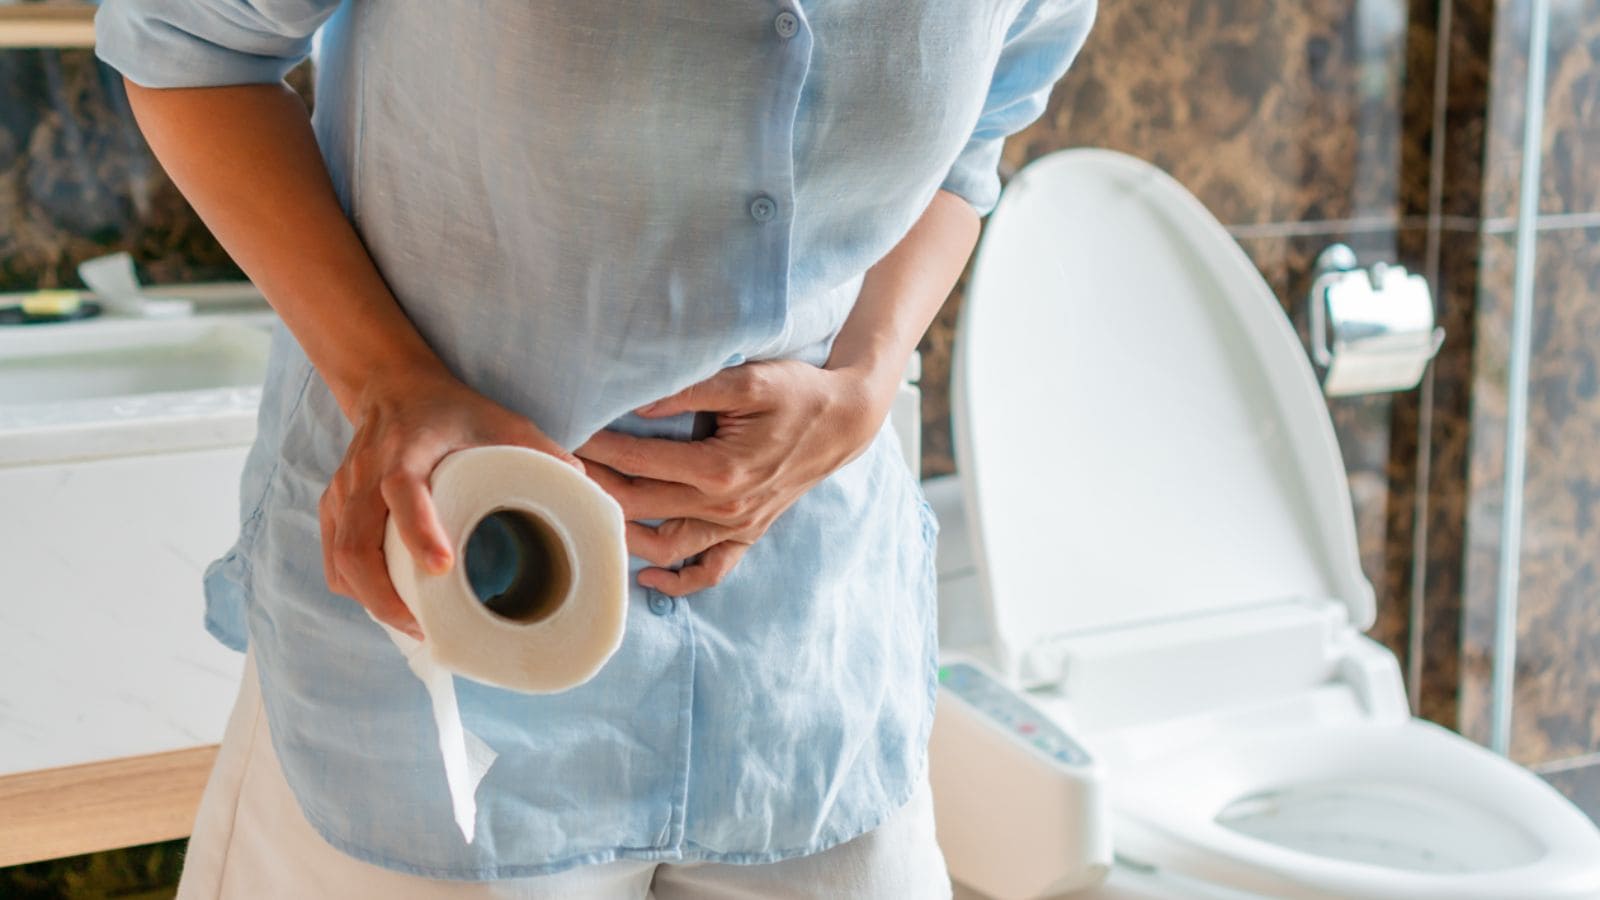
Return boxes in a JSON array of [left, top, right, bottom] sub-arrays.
[[380, 474, 454, 576]]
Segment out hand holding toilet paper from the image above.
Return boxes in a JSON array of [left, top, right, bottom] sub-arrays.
[[374, 445, 629, 843]]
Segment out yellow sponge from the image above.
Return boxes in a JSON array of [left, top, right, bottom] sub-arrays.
[[20, 290, 84, 317]]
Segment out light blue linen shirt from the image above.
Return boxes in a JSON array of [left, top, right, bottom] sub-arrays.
[[94, 0, 1094, 880]]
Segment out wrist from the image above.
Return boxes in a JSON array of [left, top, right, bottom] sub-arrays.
[[827, 360, 903, 444], [339, 353, 457, 426]]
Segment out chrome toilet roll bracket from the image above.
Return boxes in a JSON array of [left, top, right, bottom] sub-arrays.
[[1307, 243, 1445, 397]]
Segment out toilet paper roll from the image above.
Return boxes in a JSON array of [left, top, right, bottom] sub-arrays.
[[375, 445, 629, 843]]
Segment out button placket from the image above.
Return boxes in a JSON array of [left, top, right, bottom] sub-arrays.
[[744, 3, 813, 345]]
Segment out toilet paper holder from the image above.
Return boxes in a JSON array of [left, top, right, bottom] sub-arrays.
[[1307, 244, 1444, 397]]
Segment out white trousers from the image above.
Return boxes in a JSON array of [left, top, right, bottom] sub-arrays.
[[176, 649, 953, 899]]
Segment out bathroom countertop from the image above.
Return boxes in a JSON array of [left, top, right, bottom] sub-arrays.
[[0, 385, 264, 467], [0, 298, 274, 467]]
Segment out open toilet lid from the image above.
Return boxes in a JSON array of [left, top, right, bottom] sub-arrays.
[[952, 149, 1374, 674]]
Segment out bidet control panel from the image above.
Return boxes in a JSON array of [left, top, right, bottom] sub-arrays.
[[938, 661, 1092, 767], [930, 655, 1112, 896]]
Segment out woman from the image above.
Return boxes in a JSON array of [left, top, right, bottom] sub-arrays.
[[94, 2, 1094, 897]]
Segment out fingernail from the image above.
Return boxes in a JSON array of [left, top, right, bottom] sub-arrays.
[[635, 402, 657, 415], [428, 551, 452, 574]]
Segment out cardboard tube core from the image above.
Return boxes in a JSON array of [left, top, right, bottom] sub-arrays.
[[463, 508, 573, 624]]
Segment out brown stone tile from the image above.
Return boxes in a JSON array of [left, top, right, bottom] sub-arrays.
[[1416, 227, 1502, 733], [1536, 0, 1600, 216], [1542, 760, 1600, 825], [1476, 0, 1600, 221], [1398, 0, 1443, 220], [0, 52, 315, 294], [918, 259, 967, 480], [1403, 0, 1526, 226], [1450, 224, 1600, 765], [1003, 0, 1409, 227], [1470, 0, 1531, 222], [1506, 225, 1600, 764]]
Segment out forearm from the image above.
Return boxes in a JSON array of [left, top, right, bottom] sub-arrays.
[[123, 80, 449, 421], [824, 189, 980, 410]]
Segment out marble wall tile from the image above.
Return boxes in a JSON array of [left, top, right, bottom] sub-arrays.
[[1398, 0, 1449, 220], [1000, 0, 1410, 228], [1415, 227, 1499, 731], [1410, 0, 1600, 754], [1470, 0, 1535, 223], [0, 51, 313, 293], [1537, 1, 1600, 216], [1455, 225, 1600, 764], [1398, 0, 1552, 226], [918, 259, 967, 480], [1507, 226, 1600, 764], [1480, 0, 1600, 220], [0, 50, 236, 290], [1400, 0, 1516, 735]]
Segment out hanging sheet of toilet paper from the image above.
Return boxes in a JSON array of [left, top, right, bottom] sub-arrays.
[[375, 445, 628, 843]]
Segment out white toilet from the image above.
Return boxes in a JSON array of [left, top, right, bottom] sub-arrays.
[[930, 148, 1600, 899]]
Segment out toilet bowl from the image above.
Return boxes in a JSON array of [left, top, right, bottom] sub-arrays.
[[934, 148, 1600, 899], [1109, 717, 1600, 898]]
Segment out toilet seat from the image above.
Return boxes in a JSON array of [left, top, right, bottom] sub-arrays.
[[948, 148, 1600, 898], [1113, 718, 1600, 898], [951, 148, 1375, 682]]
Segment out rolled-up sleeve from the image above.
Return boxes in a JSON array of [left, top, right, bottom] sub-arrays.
[[940, 0, 1097, 217], [94, 0, 342, 88]]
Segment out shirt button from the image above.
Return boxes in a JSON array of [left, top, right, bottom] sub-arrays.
[[647, 591, 673, 616], [749, 194, 776, 223], [774, 10, 799, 39]]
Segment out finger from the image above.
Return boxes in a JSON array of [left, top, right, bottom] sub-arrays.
[[318, 485, 348, 596], [626, 517, 729, 568], [578, 457, 631, 494], [379, 470, 454, 575], [635, 365, 769, 418], [639, 540, 750, 597], [335, 486, 424, 639], [576, 429, 727, 488], [582, 460, 748, 523]]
